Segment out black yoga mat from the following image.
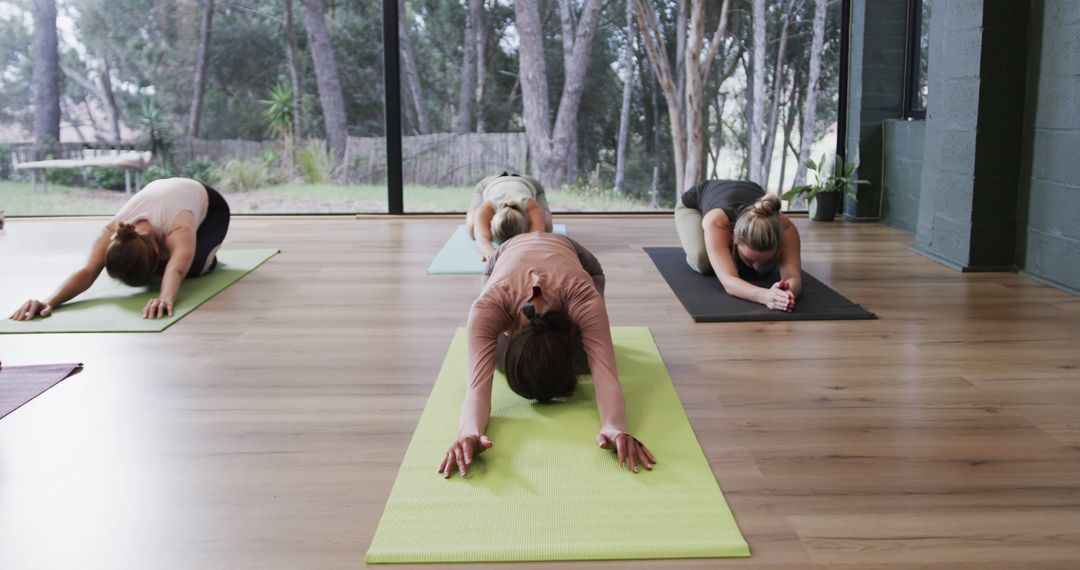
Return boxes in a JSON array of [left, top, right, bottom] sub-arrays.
[[645, 247, 876, 322]]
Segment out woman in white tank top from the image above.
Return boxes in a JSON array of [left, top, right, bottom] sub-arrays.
[[465, 172, 553, 261], [10, 177, 231, 321]]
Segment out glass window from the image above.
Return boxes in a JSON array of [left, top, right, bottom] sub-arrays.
[[0, 0, 386, 215], [400, 0, 843, 213], [904, 0, 930, 118], [2, 0, 844, 216]]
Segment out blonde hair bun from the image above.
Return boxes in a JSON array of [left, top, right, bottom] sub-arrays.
[[752, 194, 781, 217]]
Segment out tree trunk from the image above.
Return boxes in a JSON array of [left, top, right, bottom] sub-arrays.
[[63, 100, 87, 142], [794, 0, 827, 186], [188, 0, 214, 137], [399, 0, 430, 134], [682, 0, 707, 189], [474, 0, 488, 133], [301, 0, 349, 165], [515, 0, 603, 189], [614, 0, 635, 195], [777, 79, 800, 195], [285, 0, 304, 138], [558, 0, 579, 181], [674, 0, 687, 131], [81, 96, 101, 140], [634, 0, 730, 197], [456, 0, 480, 133], [99, 58, 121, 141], [763, 1, 798, 187], [649, 64, 662, 198], [31, 0, 61, 148], [748, 0, 766, 185]]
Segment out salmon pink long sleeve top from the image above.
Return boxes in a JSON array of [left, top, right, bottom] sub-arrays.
[[460, 233, 628, 440]]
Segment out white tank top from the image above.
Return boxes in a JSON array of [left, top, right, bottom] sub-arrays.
[[111, 178, 209, 241], [483, 177, 535, 211]]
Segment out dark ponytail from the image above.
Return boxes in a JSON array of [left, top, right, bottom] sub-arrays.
[[106, 222, 159, 286], [504, 304, 580, 402]]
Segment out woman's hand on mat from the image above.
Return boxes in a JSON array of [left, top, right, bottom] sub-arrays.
[[10, 299, 53, 320], [597, 432, 656, 474], [439, 434, 493, 478], [763, 282, 795, 312], [142, 297, 174, 319]]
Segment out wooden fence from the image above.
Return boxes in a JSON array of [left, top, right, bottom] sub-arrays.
[[172, 137, 279, 167], [3, 133, 530, 188], [342, 132, 529, 186]]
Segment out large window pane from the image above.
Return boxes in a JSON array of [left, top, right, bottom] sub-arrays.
[[399, 0, 842, 213], [0, 0, 386, 215]]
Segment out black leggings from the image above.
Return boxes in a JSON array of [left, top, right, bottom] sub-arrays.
[[187, 184, 231, 278]]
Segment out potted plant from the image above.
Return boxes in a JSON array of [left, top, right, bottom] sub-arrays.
[[782, 155, 869, 221]]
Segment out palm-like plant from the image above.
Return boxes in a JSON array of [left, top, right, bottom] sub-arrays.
[[782, 154, 869, 206], [261, 82, 296, 178], [139, 99, 175, 172]]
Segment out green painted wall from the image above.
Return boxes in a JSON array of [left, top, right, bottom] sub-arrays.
[[881, 119, 924, 232], [1016, 1, 1080, 292], [913, 0, 1029, 271], [869, 0, 1078, 291], [844, 0, 908, 221]]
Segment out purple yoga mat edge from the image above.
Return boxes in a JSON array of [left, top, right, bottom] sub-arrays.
[[0, 362, 84, 420]]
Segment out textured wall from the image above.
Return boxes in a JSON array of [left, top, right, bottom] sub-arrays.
[[1018, 0, 1080, 292], [882, 119, 924, 232], [844, 0, 908, 221], [913, 0, 983, 266]]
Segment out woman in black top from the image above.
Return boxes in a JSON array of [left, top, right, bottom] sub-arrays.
[[674, 180, 803, 312]]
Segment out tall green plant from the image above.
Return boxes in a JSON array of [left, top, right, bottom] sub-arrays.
[[297, 139, 335, 184], [261, 82, 296, 179], [139, 99, 175, 173], [782, 155, 869, 205]]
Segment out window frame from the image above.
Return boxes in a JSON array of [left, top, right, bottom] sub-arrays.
[[902, 0, 928, 120]]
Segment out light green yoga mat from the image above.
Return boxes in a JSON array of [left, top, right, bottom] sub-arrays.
[[426, 224, 567, 274], [366, 327, 749, 563], [0, 249, 278, 334]]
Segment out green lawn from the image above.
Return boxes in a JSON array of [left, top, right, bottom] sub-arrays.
[[0, 180, 659, 216]]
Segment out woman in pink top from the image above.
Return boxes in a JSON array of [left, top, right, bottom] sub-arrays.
[[10, 177, 231, 321], [438, 232, 656, 478]]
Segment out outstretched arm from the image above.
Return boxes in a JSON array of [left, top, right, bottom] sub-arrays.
[[702, 213, 793, 312], [439, 296, 510, 478], [777, 214, 802, 299], [570, 289, 656, 473], [473, 203, 497, 261], [10, 226, 111, 320], [143, 226, 196, 319]]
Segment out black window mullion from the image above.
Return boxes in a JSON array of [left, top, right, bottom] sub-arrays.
[[382, 0, 404, 214]]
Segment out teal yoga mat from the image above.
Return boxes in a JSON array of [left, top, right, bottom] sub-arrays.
[[1, 249, 278, 333], [366, 327, 749, 563], [426, 224, 567, 274]]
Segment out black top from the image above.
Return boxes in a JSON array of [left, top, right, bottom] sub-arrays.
[[680, 180, 766, 224]]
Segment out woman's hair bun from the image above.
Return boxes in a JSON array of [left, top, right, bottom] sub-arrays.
[[753, 194, 781, 217], [114, 222, 139, 240]]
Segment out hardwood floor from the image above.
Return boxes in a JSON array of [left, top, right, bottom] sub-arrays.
[[1, 216, 1078, 569]]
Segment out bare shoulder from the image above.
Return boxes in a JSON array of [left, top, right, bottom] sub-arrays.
[[702, 207, 731, 229], [778, 213, 799, 233]]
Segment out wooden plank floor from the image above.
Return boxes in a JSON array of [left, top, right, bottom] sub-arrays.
[[1, 216, 1078, 569]]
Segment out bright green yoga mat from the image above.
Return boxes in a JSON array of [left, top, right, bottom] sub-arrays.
[[366, 327, 749, 563], [426, 224, 567, 274], [0, 249, 278, 334]]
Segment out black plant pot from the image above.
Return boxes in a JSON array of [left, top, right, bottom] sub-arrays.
[[809, 191, 840, 222]]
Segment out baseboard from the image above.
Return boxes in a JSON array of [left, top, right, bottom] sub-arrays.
[[842, 213, 880, 223], [910, 245, 1014, 273], [1018, 270, 1080, 296]]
